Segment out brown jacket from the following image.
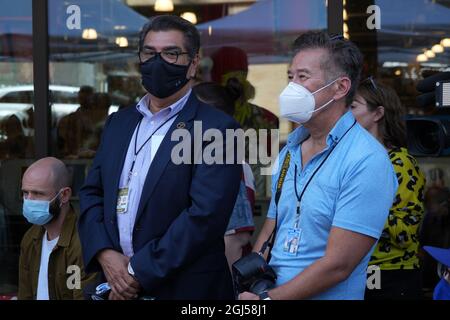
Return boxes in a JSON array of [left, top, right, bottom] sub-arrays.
[[18, 208, 95, 300]]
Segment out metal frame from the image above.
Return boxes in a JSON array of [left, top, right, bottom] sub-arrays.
[[327, 0, 343, 35], [32, 0, 50, 158]]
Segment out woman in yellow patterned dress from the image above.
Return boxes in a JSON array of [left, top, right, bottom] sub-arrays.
[[351, 78, 426, 299]]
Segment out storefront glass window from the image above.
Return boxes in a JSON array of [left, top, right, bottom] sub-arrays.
[[346, 0, 450, 297], [0, 0, 328, 297], [0, 0, 34, 298], [347, 0, 450, 111]]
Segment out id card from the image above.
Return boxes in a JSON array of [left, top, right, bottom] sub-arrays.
[[283, 228, 302, 256], [116, 187, 129, 214]]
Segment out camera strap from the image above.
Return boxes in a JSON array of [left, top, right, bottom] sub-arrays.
[[259, 151, 291, 260], [260, 119, 356, 263]]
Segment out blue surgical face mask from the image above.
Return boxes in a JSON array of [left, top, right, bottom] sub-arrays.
[[23, 190, 62, 225]]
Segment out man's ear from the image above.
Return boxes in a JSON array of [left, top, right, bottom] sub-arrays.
[[333, 76, 351, 101], [188, 54, 200, 79], [374, 106, 385, 122], [60, 187, 72, 205]]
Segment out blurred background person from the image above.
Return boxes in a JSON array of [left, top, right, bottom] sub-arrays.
[[77, 92, 112, 158], [210, 46, 279, 198], [423, 246, 450, 300], [0, 114, 33, 159], [57, 86, 94, 158], [57, 87, 112, 159], [420, 185, 450, 296], [210, 46, 278, 131], [351, 77, 426, 300], [194, 82, 255, 270]]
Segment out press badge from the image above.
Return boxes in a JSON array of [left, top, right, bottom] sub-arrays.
[[283, 228, 302, 256], [116, 187, 129, 214]]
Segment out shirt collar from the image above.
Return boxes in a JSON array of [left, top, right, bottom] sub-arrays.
[[286, 110, 356, 150], [136, 89, 192, 119]]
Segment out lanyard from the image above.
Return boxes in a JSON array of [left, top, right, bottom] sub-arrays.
[[260, 120, 357, 262], [292, 120, 356, 228], [127, 111, 181, 185]]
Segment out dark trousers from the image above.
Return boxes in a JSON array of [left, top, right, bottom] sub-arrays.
[[365, 269, 423, 300]]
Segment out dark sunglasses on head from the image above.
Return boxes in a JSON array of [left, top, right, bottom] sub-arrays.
[[329, 34, 345, 41], [362, 76, 378, 91]]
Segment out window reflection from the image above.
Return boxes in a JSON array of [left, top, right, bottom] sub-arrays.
[[1, 0, 329, 298], [346, 0, 450, 113], [48, 0, 147, 159], [0, 0, 34, 299]]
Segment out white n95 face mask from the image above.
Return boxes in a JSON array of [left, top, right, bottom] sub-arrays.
[[279, 79, 339, 124]]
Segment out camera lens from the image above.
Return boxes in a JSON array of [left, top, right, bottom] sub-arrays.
[[407, 118, 450, 156]]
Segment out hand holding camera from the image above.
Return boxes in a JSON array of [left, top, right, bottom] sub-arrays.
[[232, 252, 277, 296]]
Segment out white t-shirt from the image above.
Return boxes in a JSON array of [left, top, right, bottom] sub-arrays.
[[36, 231, 59, 300]]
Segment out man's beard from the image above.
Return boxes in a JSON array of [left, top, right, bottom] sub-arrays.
[[48, 196, 61, 221]]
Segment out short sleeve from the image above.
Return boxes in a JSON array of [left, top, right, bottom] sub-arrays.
[[332, 151, 398, 239]]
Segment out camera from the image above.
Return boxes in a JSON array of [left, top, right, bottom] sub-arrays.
[[407, 72, 450, 156], [232, 252, 277, 295], [406, 115, 450, 156]]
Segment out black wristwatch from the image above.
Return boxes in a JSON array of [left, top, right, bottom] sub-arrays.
[[258, 291, 272, 300]]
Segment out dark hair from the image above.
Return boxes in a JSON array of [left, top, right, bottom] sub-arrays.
[[357, 79, 407, 148], [292, 31, 363, 105], [79, 85, 94, 95], [139, 15, 200, 59], [194, 82, 235, 116]]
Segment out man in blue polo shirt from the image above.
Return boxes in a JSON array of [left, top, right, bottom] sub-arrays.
[[239, 32, 398, 300]]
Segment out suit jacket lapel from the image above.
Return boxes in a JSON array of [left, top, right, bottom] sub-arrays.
[[135, 94, 199, 223], [107, 108, 142, 222]]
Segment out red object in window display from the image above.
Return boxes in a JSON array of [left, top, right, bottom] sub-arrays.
[[0, 293, 18, 300]]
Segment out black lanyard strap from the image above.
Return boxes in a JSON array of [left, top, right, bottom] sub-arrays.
[[293, 120, 356, 213], [262, 119, 356, 262], [128, 111, 181, 183], [259, 152, 291, 256]]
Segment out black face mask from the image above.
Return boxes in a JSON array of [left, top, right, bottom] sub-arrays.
[[140, 54, 191, 99]]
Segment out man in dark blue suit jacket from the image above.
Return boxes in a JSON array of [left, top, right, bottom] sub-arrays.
[[78, 15, 242, 300]]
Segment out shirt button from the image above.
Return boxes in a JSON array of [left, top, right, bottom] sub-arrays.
[[150, 121, 155, 125]]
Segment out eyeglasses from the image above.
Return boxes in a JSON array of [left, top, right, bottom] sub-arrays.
[[362, 76, 378, 91], [138, 49, 190, 64]]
